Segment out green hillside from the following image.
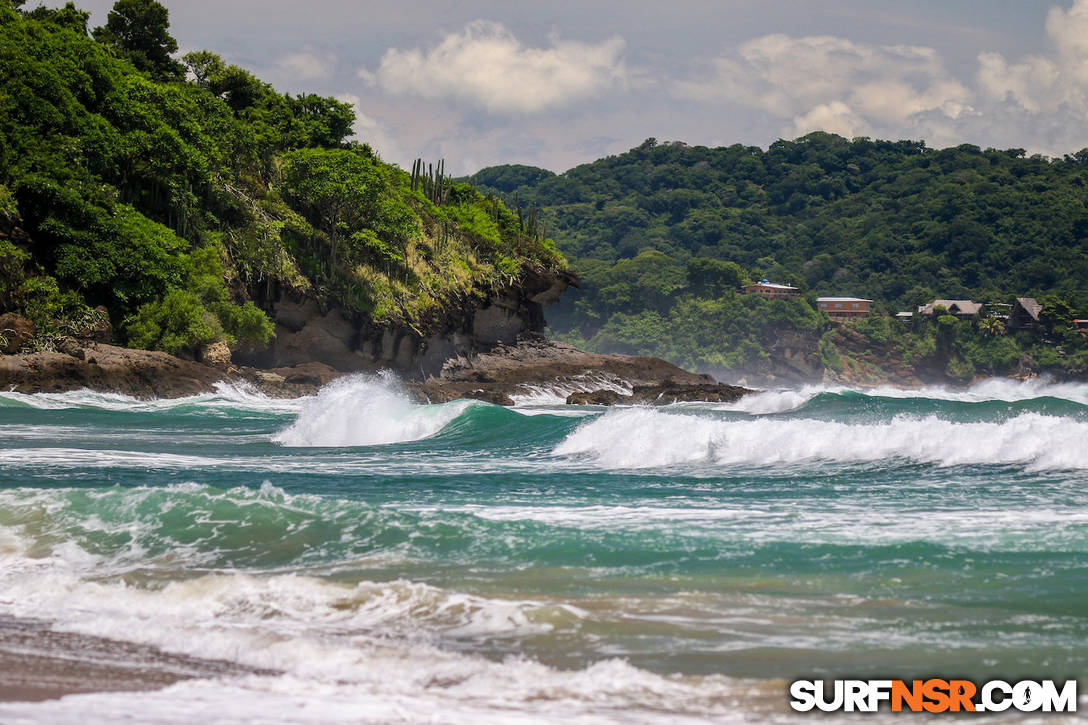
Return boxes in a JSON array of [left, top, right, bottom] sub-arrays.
[[469, 135, 1088, 378], [0, 0, 562, 358]]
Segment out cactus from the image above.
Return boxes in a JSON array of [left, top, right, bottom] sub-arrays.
[[411, 158, 452, 205], [410, 158, 422, 191]]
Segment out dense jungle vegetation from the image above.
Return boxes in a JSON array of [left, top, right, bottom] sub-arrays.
[[470, 136, 1088, 378], [0, 0, 562, 358]]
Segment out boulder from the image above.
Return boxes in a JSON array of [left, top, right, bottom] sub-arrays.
[[54, 336, 85, 360], [463, 389, 516, 406], [628, 382, 749, 404], [0, 313, 34, 354], [566, 390, 624, 406], [200, 341, 232, 368], [78, 306, 113, 343]]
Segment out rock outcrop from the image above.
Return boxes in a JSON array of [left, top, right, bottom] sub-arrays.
[[566, 381, 749, 406], [411, 335, 755, 405], [0, 341, 230, 398], [0, 314, 35, 354], [233, 265, 580, 380], [0, 266, 756, 405], [0, 341, 341, 399]]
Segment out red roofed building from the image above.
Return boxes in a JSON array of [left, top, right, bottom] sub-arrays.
[[817, 297, 872, 321]]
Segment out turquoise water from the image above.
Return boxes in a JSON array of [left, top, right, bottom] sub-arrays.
[[0, 376, 1086, 722]]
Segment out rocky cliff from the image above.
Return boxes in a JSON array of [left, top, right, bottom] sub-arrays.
[[232, 265, 578, 379]]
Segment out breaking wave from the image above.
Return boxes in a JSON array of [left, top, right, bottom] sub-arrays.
[[717, 378, 1088, 416], [0, 515, 752, 724], [555, 408, 1088, 470], [272, 373, 477, 447], [510, 371, 633, 406], [0, 381, 301, 415]]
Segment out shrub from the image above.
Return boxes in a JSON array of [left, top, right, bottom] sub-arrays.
[[124, 288, 222, 357]]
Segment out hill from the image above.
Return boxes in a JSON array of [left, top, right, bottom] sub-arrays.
[[468, 135, 1088, 382], [0, 0, 565, 372]]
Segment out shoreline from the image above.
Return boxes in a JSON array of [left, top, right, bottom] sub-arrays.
[[0, 616, 267, 703], [0, 336, 756, 406]]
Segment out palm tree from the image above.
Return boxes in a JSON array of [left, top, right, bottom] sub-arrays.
[[980, 316, 1005, 337]]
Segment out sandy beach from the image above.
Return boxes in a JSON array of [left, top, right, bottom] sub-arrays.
[[0, 616, 263, 703]]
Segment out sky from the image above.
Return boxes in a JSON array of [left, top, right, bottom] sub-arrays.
[[48, 0, 1088, 174]]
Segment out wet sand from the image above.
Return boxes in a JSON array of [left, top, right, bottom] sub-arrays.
[[0, 616, 267, 702]]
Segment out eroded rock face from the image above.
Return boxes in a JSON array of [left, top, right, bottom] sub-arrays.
[[0, 313, 35, 354], [235, 265, 577, 379]]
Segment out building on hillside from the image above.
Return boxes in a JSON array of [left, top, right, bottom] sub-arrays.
[[1008, 297, 1042, 330], [817, 297, 872, 321], [917, 299, 983, 319], [1073, 320, 1088, 333], [895, 311, 914, 323], [742, 280, 800, 298]]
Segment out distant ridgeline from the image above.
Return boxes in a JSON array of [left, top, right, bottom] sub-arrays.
[[0, 0, 563, 360], [467, 137, 1088, 381]]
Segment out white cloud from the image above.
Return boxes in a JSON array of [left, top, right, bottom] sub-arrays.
[[977, 0, 1088, 114], [335, 94, 406, 164], [363, 20, 627, 113], [277, 51, 335, 80], [679, 33, 971, 140], [791, 101, 862, 138]]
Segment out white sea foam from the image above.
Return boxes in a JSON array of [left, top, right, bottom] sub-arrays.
[[714, 378, 1088, 415], [0, 532, 755, 724], [272, 373, 475, 447], [0, 380, 303, 414], [510, 372, 633, 406], [715, 387, 824, 414], [555, 408, 1088, 470], [869, 377, 1088, 404], [0, 668, 759, 725]]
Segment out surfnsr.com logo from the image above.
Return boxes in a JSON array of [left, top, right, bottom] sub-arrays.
[[789, 679, 1078, 713]]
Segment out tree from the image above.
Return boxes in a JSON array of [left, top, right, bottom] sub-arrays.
[[286, 94, 355, 149], [280, 148, 384, 269], [979, 316, 1004, 337], [26, 2, 90, 33], [182, 49, 225, 88], [93, 0, 184, 81], [686, 257, 743, 297]]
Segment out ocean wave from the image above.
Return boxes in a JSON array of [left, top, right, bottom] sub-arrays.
[[273, 373, 477, 447], [0, 482, 389, 570], [716, 378, 1088, 416], [0, 380, 302, 415], [0, 533, 752, 723], [510, 372, 633, 406], [555, 409, 1088, 470], [0, 663, 754, 725]]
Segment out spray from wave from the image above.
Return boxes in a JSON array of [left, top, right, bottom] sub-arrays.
[[715, 378, 1088, 415], [555, 408, 1088, 470], [272, 373, 476, 447], [510, 372, 633, 406]]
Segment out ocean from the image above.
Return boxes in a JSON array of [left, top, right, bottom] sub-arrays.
[[0, 375, 1085, 723]]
